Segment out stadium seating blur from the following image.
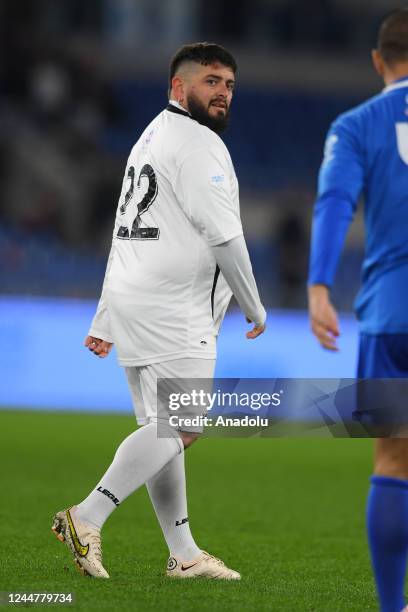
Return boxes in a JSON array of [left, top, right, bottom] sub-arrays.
[[1, 0, 397, 395], [1, 0, 379, 309]]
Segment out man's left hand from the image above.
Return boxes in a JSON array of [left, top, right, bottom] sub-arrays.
[[246, 317, 266, 339]]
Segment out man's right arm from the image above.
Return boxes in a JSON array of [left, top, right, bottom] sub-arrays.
[[87, 243, 115, 344]]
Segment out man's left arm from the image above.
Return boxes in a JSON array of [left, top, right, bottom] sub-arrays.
[[308, 115, 364, 350], [212, 235, 266, 339], [175, 145, 266, 338]]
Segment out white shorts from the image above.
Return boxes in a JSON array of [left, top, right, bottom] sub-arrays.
[[125, 358, 216, 433]]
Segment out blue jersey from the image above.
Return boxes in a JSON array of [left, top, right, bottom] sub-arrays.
[[309, 76, 408, 334]]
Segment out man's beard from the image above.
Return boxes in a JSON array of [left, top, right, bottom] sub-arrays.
[[187, 93, 230, 134]]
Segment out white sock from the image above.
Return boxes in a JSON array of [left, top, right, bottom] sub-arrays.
[[146, 451, 201, 561], [75, 422, 183, 529]]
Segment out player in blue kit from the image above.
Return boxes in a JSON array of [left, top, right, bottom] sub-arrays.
[[308, 9, 408, 612]]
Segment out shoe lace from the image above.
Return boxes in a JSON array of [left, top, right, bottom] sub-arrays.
[[201, 551, 225, 567], [87, 531, 102, 562]]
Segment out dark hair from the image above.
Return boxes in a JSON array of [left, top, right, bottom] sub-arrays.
[[169, 42, 237, 92], [378, 8, 408, 66]]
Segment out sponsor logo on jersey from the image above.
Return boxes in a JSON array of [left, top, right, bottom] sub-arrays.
[[97, 486, 120, 506], [211, 174, 225, 183], [66, 509, 89, 557], [141, 129, 155, 152], [145, 129, 154, 145]]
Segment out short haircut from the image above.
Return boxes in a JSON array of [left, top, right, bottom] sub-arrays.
[[378, 8, 408, 66], [169, 42, 237, 92]]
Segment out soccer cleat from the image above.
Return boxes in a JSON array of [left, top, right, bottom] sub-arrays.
[[51, 506, 109, 579], [166, 550, 241, 580]]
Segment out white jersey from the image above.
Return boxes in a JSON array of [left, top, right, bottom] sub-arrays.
[[89, 101, 243, 366]]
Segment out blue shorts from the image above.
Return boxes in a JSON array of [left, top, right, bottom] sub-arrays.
[[354, 334, 408, 433], [357, 333, 408, 378]]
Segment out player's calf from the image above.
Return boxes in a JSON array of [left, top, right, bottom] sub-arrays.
[[374, 439, 408, 479], [179, 431, 200, 448]]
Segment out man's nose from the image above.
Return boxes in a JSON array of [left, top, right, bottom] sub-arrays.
[[216, 82, 229, 97]]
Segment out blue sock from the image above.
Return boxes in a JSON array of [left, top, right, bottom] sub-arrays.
[[367, 475, 408, 612]]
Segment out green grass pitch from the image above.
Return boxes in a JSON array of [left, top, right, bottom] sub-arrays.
[[0, 410, 379, 610]]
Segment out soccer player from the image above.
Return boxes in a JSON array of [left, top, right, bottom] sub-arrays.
[[308, 10, 408, 612], [51, 43, 266, 581]]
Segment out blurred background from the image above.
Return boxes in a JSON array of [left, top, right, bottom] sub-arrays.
[[0, 0, 401, 410]]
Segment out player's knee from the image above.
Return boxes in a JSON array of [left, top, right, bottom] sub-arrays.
[[374, 438, 408, 479], [180, 431, 200, 449]]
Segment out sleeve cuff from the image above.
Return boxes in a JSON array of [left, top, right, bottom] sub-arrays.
[[207, 229, 244, 247], [88, 328, 114, 343]]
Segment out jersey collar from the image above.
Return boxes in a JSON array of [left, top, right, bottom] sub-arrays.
[[383, 76, 408, 94], [166, 100, 191, 118]]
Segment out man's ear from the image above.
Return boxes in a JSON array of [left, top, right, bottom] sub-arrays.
[[171, 76, 185, 103], [372, 49, 385, 78]]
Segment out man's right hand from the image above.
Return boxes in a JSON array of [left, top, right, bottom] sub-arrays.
[[84, 335, 113, 358], [308, 284, 340, 351]]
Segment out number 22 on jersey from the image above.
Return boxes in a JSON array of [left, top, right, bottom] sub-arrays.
[[117, 164, 159, 240]]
